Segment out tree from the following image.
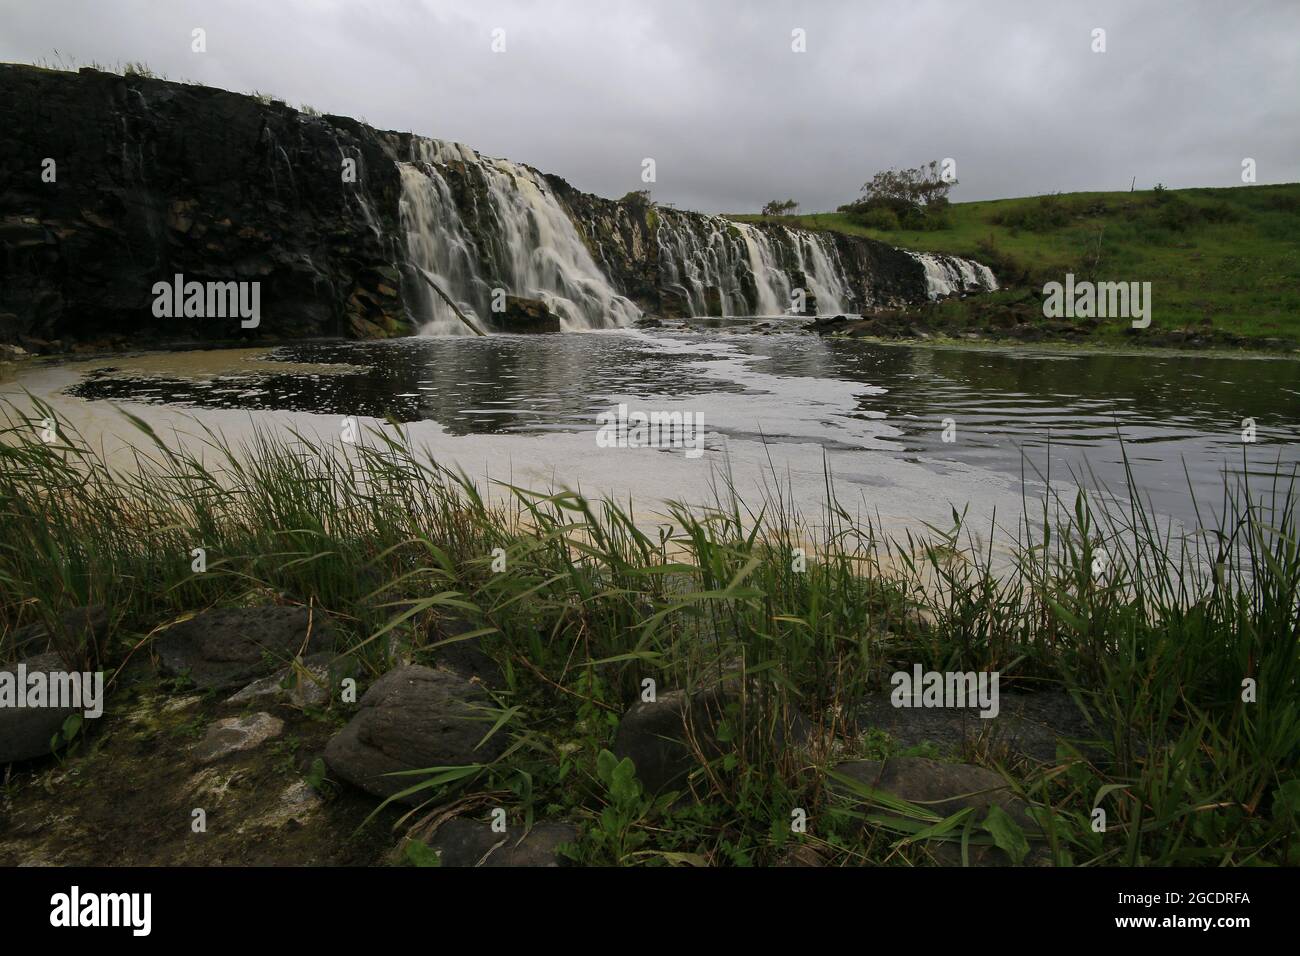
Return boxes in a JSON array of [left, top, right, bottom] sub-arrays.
[[839, 161, 956, 230], [761, 198, 799, 217]]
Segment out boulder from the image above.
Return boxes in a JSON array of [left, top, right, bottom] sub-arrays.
[[831, 756, 1041, 865], [8, 605, 108, 658], [323, 665, 505, 804], [0, 653, 80, 763], [156, 606, 335, 691], [851, 688, 1094, 763], [225, 651, 352, 709], [424, 819, 578, 867], [498, 295, 561, 333], [428, 615, 504, 689], [613, 687, 811, 793]]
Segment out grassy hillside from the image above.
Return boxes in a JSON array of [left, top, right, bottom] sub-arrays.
[[733, 183, 1300, 348]]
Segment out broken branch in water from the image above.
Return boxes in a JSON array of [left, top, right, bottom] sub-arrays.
[[414, 268, 486, 336]]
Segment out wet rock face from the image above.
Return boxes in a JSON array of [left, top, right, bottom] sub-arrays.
[[497, 295, 561, 333], [0, 64, 969, 353], [547, 177, 934, 317], [544, 177, 663, 309], [0, 63, 410, 349], [324, 665, 506, 804], [156, 606, 336, 691]]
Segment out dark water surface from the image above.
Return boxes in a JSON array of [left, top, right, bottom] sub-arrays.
[[68, 325, 1300, 523]]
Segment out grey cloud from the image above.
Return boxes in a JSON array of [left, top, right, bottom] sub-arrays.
[[1, 0, 1295, 212]]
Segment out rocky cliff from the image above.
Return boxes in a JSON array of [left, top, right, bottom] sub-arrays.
[[0, 63, 994, 350], [0, 63, 408, 350], [544, 177, 941, 317]]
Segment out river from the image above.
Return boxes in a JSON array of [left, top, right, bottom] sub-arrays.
[[4, 322, 1297, 539]]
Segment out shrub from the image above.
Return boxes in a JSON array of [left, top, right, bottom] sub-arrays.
[[991, 195, 1072, 232], [852, 205, 901, 230]]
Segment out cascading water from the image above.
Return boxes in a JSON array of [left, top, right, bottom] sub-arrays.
[[736, 222, 791, 316], [783, 226, 850, 315], [655, 212, 852, 317], [399, 161, 489, 336], [655, 210, 751, 316], [396, 136, 993, 333], [398, 138, 641, 334], [908, 252, 999, 300]]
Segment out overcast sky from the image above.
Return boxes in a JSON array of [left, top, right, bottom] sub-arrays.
[[3, 0, 1297, 212]]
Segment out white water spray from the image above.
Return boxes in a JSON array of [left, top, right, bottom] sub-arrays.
[[399, 138, 641, 334]]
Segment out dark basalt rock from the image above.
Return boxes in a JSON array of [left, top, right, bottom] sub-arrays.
[[427, 615, 505, 690], [0, 63, 982, 351], [424, 818, 578, 867], [8, 604, 109, 659], [851, 688, 1095, 763], [831, 756, 1045, 866], [546, 174, 937, 317], [497, 295, 561, 333], [156, 606, 335, 691], [0, 63, 410, 348], [613, 687, 812, 794], [0, 653, 80, 764], [323, 665, 505, 804]]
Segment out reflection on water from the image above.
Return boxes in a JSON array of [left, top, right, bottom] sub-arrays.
[[66, 326, 1300, 522], [72, 335, 753, 436]]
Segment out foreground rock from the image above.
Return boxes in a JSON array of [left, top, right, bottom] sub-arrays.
[[427, 615, 505, 689], [193, 712, 284, 764], [156, 606, 335, 691], [0, 684, 395, 865], [324, 665, 505, 804], [852, 688, 1094, 763], [613, 688, 811, 793], [423, 819, 578, 866], [9, 605, 109, 658], [832, 756, 1042, 865], [225, 651, 351, 709], [497, 295, 561, 333], [0, 653, 81, 763]]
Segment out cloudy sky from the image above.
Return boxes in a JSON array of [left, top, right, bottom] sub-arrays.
[[2, 0, 1296, 212]]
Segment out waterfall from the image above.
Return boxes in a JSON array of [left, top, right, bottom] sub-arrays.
[[784, 227, 850, 315], [655, 210, 751, 316], [735, 222, 791, 315], [399, 161, 489, 336], [655, 212, 853, 317], [399, 138, 641, 334], [908, 252, 999, 300], [394, 134, 994, 333]]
